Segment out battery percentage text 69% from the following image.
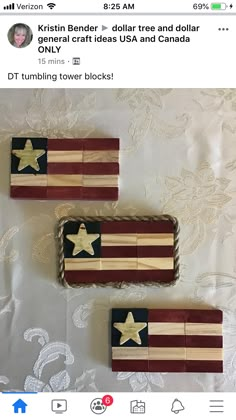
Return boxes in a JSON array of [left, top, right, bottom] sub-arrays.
[[193, 3, 209, 9]]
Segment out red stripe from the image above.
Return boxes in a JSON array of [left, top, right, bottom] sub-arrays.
[[11, 186, 119, 200], [101, 220, 174, 234], [101, 246, 137, 258], [47, 162, 119, 175], [48, 163, 83, 174], [137, 246, 174, 258], [82, 187, 118, 201], [101, 246, 174, 258], [149, 360, 186, 372], [148, 335, 223, 348], [112, 360, 148, 372], [187, 309, 222, 324], [10, 186, 47, 199], [47, 186, 82, 199], [84, 138, 119, 150], [149, 335, 186, 347], [65, 270, 174, 285], [48, 139, 83, 150], [185, 335, 223, 348], [83, 163, 119, 175], [186, 360, 223, 373], [148, 309, 186, 323], [112, 360, 223, 373]]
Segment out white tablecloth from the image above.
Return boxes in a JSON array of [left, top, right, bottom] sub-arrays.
[[0, 88, 235, 392]]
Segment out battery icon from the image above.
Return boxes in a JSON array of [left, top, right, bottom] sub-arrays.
[[211, 3, 227, 9]]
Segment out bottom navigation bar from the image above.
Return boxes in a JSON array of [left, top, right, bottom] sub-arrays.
[[0, 392, 232, 419]]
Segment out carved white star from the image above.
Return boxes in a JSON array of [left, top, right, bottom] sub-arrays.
[[66, 223, 100, 256], [12, 139, 45, 171], [113, 312, 147, 345]]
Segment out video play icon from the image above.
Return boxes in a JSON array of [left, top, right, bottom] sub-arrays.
[[51, 399, 67, 414]]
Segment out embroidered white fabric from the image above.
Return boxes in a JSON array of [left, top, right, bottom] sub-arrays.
[[0, 88, 235, 392]]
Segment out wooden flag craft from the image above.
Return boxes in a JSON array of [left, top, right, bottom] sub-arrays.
[[111, 308, 223, 373], [58, 216, 179, 287], [10, 137, 119, 200]]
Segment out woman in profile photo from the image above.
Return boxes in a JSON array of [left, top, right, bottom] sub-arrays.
[[8, 23, 33, 48]]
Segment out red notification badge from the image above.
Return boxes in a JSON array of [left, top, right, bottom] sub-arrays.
[[102, 395, 113, 407]]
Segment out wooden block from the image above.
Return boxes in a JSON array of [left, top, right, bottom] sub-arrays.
[[83, 174, 118, 187], [63, 221, 101, 238], [186, 309, 223, 324], [185, 335, 223, 348], [47, 138, 84, 150], [101, 221, 140, 234], [135, 221, 175, 234], [186, 360, 223, 373], [148, 322, 185, 336], [101, 221, 175, 234], [65, 270, 138, 285], [112, 347, 149, 360], [112, 360, 149, 372], [101, 258, 137, 270], [148, 360, 186, 372], [47, 150, 83, 163], [149, 335, 186, 347], [12, 137, 47, 151], [47, 186, 83, 200], [138, 257, 174, 270], [137, 234, 174, 246], [101, 234, 137, 247], [136, 270, 175, 284], [148, 347, 186, 360], [83, 138, 119, 150], [137, 246, 174, 258], [65, 269, 175, 285], [47, 162, 83, 174], [83, 162, 119, 175], [185, 323, 222, 336], [148, 309, 187, 323], [11, 174, 47, 186], [186, 347, 223, 361], [47, 174, 83, 187], [10, 186, 47, 199], [101, 246, 137, 258], [64, 258, 101, 271], [82, 187, 119, 201], [83, 150, 119, 163]]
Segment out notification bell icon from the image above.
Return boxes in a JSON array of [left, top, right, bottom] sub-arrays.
[[171, 399, 185, 414]]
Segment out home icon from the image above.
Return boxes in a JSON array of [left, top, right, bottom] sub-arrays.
[[12, 399, 27, 414]]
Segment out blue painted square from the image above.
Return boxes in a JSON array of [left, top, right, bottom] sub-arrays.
[[112, 308, 148, 347], [63, 221, 101, 258], [11, 137, 47, 174]]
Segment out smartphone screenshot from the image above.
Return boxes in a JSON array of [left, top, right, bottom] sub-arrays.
[[0, 0, 235, 418]]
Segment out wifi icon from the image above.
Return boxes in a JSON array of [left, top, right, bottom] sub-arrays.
[[47, 2, 56, 9]]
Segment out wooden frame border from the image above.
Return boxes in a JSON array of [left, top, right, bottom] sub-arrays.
[[57, 215, 180, 288]]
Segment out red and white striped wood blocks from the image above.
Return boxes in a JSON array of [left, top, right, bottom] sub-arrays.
[[111, 308, 223, 372], [10, 137, 119, 200]]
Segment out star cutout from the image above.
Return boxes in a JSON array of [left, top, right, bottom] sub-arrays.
[[66, 223, 100, 256], [113, 312, 147, 345], [12, 139, 46, 171]]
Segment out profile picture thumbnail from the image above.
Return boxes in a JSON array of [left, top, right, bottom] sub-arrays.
[[8, 23, 33, 48]]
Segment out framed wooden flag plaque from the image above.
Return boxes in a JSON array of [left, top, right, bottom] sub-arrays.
[[57, 215, 180, 287], [111, 308, 223, 373]]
